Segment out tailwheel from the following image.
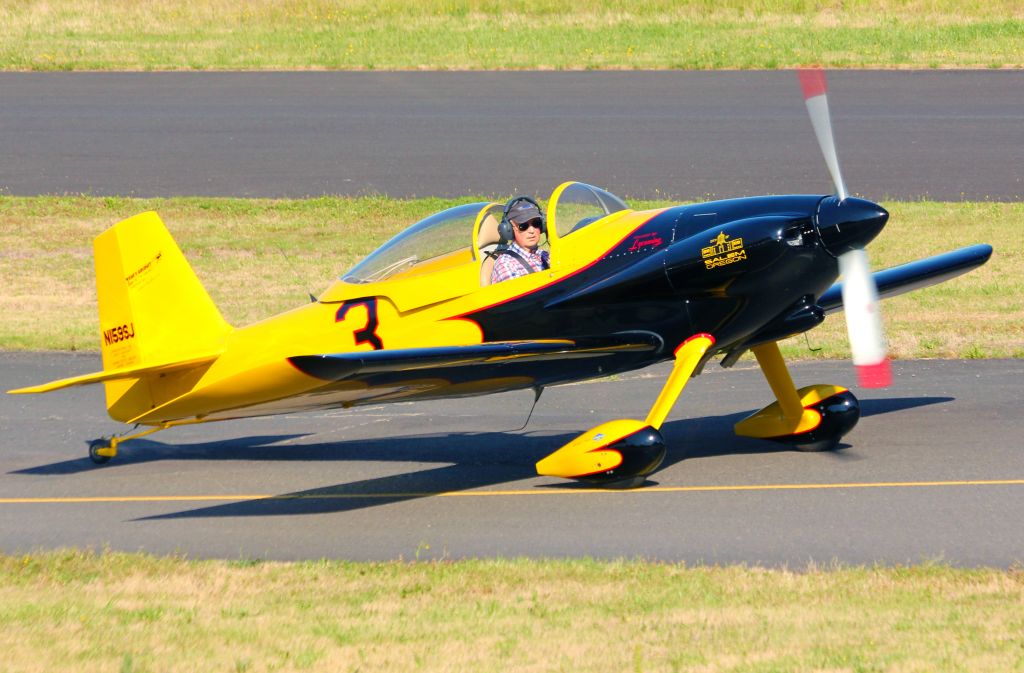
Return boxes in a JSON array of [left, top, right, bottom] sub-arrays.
[[88, 438, 116, 464], [85, 424, 168, 465]]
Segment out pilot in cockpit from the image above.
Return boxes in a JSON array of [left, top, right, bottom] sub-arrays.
[[490, 196, 550, 284]]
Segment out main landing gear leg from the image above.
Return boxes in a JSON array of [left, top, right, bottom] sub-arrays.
[[536, 334, 716, 487], [734, 341, 860, 452], [88, 424, 168, 464]]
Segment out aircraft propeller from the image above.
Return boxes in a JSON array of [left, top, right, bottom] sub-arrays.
[[799, 68, 891, 388]]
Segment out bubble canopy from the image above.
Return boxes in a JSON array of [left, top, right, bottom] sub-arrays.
[[343, 202, 491, 284], [548, 182, 629, 238], [341, 183, 630, 284]]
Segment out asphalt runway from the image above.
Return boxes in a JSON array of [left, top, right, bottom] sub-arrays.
[[2, 71, 1021, 566], [2, 352, 1021, 566], [1, 71, 1022, 201]]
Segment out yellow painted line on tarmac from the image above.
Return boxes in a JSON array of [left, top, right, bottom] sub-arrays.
[[1, 479, 1022, 504]]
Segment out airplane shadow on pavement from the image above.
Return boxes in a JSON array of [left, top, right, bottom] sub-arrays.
[[143, 395, 951, 520], [11, 396, 952, 519]]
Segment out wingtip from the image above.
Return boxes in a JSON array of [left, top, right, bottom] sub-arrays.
[[7, 384, 55, 395]]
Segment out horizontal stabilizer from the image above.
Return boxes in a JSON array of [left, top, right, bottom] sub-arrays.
[[289, 334, 663, 382], [7, 352, 221, 395], [817, 244, 992, 315]]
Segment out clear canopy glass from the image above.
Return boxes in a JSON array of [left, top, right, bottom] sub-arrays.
[[343, 202, 489, 283], [341, 184, 630, 284], [550, 183, 629, 238]]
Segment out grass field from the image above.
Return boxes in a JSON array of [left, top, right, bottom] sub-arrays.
[[2, 0, 1023, 71], [0, 550, 1021, 672], [0, 195, 1019, 358]]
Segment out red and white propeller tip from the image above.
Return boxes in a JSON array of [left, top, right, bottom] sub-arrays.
[[798, 68, 890, 388], [798, 68, 848, 202], [839, 250, 892, 388]]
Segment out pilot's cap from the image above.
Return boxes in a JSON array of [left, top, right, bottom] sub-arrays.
[[507, 200, 542, 225]]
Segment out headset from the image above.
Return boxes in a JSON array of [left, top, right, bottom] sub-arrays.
[[498, 195, 547, 242]]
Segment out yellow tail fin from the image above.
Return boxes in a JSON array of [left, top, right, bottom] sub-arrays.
[[94, 212, 232, 420]]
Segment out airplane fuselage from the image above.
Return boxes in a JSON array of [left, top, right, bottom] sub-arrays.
[[127, 193, 886, 425]]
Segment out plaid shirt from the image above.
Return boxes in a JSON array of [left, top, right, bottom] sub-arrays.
[[490, 242, 550, 284]]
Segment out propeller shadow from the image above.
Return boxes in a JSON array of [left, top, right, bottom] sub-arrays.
[[859, 396, 953, 418]]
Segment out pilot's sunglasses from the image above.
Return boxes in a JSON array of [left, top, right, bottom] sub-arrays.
[[516, 219, 543, 232]]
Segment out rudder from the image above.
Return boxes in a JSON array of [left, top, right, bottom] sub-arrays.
[[94, 212, 232, 420]]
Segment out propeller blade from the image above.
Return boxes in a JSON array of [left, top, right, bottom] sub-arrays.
[[798, 68, 848, 201], [838, 248, 891, 388], [799, 69, 887, 386]]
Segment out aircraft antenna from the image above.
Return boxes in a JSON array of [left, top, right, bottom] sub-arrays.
[[510, 386, 544, 432], [273, 242, 318, 303], [803, 332, 822, 353]]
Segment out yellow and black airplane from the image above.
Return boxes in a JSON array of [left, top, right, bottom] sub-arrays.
[[8, 71, 992, 487]]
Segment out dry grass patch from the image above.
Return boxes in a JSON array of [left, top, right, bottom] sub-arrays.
[[2, 0, 1023, 70], [0, 551, 1022, 672]]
